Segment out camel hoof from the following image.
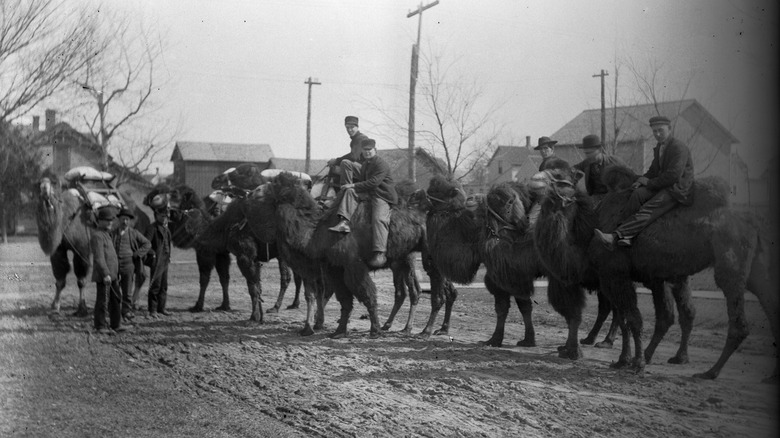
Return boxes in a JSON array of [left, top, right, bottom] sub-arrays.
[[248, 314, 263, 323], [558, 346, 582, 360], [286, 303, 299, 310], [369, 331, 382, 339], [73, 307, 89, 318], [433, 327, 449, 336], [313, 322, 324, 331], [266, 306, 280, 314], [516, 339, 536, 347], [479, 339, 502, 348], [610, 360, 630, 369], [329, 331, 348, 339], [417, 330, 432, 339], [594, 341, 614, 349], [667, 355, 689, 365], [580, 336, 596, 345], [215, 305, 231, 312], [693, 371, 718, 380], [299, 325, 315, 336], [381, 324, 392, 331], [189, 305, 204, 313]]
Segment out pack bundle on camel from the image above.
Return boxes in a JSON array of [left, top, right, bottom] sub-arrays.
[[34, 168, 150, 315], [530, 161, 779, 380], [209, 164, 303, 312], [422, 175, 587, 359], [250, 171, 454, 338]]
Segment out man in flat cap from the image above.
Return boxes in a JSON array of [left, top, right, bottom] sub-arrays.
[[326, 115, 370, 190], [329, 138, 398, 268], [91, 206, 125, 333], [573, 134, 627, 206], [112, 207, 150, 321], [595, 115, 694, 249], [535, 136, 559, 171]]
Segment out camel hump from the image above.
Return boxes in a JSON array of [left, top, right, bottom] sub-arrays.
[[691, 176, 729, 210]]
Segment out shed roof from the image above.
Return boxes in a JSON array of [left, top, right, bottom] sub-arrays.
[[171, 141, 274, 163], [551, 99, 739, 146]]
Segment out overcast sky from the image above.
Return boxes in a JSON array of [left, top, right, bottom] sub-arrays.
[[73, 0, 778, 177]]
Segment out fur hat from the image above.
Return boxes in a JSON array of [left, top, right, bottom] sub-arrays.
[[534, 136, 558, 150], [344, 115, 359, 126], [361, 138, 376, 149], [649, 116, 671, 127], [579, 134, 602, 149], [96, 206, 116, 221]]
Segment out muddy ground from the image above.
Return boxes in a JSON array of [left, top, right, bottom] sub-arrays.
[[0, 236, 777, 437]]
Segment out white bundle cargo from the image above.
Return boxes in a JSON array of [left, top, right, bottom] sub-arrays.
[[64, 166, 115, 182]]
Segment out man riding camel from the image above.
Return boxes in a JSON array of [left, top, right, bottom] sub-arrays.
[[325, 115, 370, 191], [594, 115, 694, 249], [328, 138, 398, 268]]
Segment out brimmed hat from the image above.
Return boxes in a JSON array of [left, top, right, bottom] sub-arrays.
[[344, 115, 359, 126], [361, 138, 376, 149], [579, 134, 602, 149], [649, 116, 671, 127], [118, 207, 135, 219], [96, 206, 116, 221], [534, 136, 558, 150]]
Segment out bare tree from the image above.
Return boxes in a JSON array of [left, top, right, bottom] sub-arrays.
[[70, 8, 176, 180], [370, 46, 503, 181], [612, 54, 723, 176], [0, 122, 41, 242], [0, 0, 98, 123]]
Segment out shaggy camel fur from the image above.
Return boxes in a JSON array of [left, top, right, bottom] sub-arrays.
[[35, 171, 150, 315], [151, 184, 300, 321], [531, 162, 778, 380], [249, 172, 452, 337], [423, 175, 587, 359]]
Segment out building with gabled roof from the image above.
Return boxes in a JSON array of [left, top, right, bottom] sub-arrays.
[[170, 141, 274, 197], [551, 99, 739, 181]]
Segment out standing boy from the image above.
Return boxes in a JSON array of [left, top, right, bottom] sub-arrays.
[[91, 206, 124, 333], [145, 207, 172, 318], [112, 207, 151, 322]]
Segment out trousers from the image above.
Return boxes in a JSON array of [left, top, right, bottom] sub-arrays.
[[337, 188, 391, 252], [616, 187, 678, 240], [94, 280, 122, 330]]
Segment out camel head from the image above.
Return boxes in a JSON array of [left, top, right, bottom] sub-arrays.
[[485, 183, 528, 235], [425, 174, 467, 211], [529, 162, 583, 208], [407, 189, 431, 212]]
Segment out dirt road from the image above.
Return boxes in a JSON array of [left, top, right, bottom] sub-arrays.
[[1, 237, 777, 437]]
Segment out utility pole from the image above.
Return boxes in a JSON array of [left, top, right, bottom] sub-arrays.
[[407, 0, 439, 182], [592, 69, 608, 147], [304, 77, 321, 174]]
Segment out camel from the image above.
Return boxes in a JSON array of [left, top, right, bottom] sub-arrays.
[[147, 183, 300, 321], [212, 164, 452, 335], [530, 162, 779, 380], [35, 170, 149, 315], [422, 175, 588, 358], [249, 171, 453, 338]]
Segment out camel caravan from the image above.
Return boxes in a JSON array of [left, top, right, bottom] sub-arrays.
[[33, 115, 778, 383]]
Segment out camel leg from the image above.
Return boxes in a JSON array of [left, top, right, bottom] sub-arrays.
[[288, 272, 302, 309], [344, 266, 382, 338], [747, 236, 780, 382], [548, 280, 585, 360], [625, 296, 645, 374], [314, 276, 332, 330], [515, 296, 537, 347], [608, 306, 634, 369], [419, 254, 457, 336], [597, 310, 620, 348], [667, 278, 694, 365], [643, 280, 675, 365], [581, 290, 609, 345], [214, 251, 231, 311], [401, 263, 421, 334], [481, 278, 509, 347], [300, 278, 318, 336], [132, 262, 146, 311], [190, 250, 214, 312], [381, 261, 407, 331], [72, 251, 90, 317], [235, 255, 263, 323], [327, 269, 354, 339], [268, 260, 292, 314]]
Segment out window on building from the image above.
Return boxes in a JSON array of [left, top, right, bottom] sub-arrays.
[[498, 160, 503, 174]]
